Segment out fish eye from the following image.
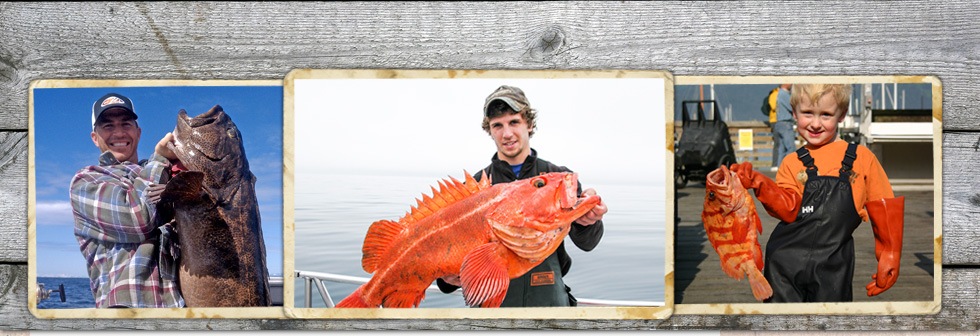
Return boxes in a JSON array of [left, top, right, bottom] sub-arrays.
[[532, 178, 546, 188], [708, 191, 715, 200], [226, 127, 238, 139]]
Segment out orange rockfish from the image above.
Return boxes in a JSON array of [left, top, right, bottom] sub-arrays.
[[702, 165, 773, 301], [336, 171, 601, 308]]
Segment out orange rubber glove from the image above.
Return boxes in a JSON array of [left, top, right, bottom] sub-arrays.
[[864, 196, 905, 296], [729, 162, 801, 223]]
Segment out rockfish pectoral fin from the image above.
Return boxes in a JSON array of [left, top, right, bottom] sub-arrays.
[[488, 218, 558, 262], [460, 243, 511, 308], [160, 171, 205, 204]]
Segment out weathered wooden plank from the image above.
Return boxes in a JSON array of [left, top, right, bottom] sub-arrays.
[[941, 132, 980, 266], [0, 0, 978, 330], [0, 132, 27, 262], [3, 264, 979, 330], [1, 2, 978, 130]]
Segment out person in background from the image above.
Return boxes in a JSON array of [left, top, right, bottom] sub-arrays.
[[70, 93, 183, 308], [731, 83, 904, 302], [770, 83, 795, 171], [436, 85, 608, 307]]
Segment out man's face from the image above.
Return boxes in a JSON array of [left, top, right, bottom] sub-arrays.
[[91, 108, 141, 163], [489, 112, 531, 165], [793, 93, 844, 147]]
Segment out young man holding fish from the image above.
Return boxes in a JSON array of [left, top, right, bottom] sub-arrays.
[[69, 93, 184, 308], [730, 84, 904, 302], [436, 85, 608, 307]]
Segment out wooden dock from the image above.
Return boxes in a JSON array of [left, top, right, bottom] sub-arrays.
[[674, 171, 936, 304]]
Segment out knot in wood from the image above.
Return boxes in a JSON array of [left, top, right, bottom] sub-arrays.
[[535, 26, 567, 54]]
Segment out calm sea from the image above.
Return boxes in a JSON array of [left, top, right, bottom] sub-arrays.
[[293, 172, 667, 308], [36, 277, 94, 309]]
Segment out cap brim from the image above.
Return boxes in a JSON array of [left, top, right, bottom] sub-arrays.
[[484, 97, 526, 116]]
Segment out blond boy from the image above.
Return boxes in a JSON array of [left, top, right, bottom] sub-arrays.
[[730, 84, 904, 302]]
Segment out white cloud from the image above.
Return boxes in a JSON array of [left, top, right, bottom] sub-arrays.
[[35, 201, 75, 226]]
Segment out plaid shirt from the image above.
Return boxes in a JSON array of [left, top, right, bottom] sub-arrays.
[[71, 151, 184, 308]]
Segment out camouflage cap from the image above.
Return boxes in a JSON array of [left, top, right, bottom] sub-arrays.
[[483, 85, 529, 117]]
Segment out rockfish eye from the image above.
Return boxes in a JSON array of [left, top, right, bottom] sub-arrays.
[[227, 127, 238, 139], [708, 191, 715, 200], [531, 178, 546, 188]]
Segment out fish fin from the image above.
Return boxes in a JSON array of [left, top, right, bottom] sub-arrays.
[[160, 171, 205, 203], [487, 216, 552, 261], [460, 243, 511, 308], [744, 263, 773, 301], [401, 171, 490, 225], [361, 219, 405, 273], [753, 237, 765, 272], [336, 285, 373, 308], [381, 290, 426, 308]]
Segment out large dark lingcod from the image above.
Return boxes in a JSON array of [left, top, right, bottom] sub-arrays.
[[154, 105, 271, 307]]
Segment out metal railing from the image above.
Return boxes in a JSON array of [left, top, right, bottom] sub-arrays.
[[295, 270, 664, 308]]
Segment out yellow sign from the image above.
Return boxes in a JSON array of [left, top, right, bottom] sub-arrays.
[[738, 129, 753, 151]]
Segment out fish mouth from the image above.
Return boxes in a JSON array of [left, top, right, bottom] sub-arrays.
[[177, 105, 225, 128], [705, 165, 731, 187]]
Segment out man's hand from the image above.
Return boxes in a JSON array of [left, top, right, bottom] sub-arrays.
[[146, 182, 166, 205], [576, 188, 607, 226], [155, 132, 177, 161], [440, 274, 461, 287]]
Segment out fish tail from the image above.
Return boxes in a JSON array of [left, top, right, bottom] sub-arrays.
[[335, 285, 371, 308], [745, 264, 773, 301]]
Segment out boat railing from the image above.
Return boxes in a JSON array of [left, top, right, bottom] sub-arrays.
[[295, 270, 664, 308]]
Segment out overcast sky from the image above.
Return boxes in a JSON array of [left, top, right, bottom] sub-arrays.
[[294, 76, 668, 185]]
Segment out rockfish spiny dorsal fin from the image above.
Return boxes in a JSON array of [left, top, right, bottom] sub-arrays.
[[402, 170, 490, 225], [361, 171, 490, 273]]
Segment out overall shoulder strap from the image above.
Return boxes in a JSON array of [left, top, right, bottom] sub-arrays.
[[839, 143, 858, 181], [795, 146, 819, 179]]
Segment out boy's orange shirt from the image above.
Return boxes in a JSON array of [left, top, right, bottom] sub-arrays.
[[775, 139, 894, 222]]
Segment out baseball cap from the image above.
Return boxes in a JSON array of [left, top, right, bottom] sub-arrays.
[[91, 93, 137, 130], [483, 85, 529, 117]]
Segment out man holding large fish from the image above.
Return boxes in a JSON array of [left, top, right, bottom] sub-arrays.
[[70, 93, 184, 308], [434, 85, 609, 307], [724, 84, 905, 302]]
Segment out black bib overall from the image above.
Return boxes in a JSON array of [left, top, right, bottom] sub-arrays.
[[763, 143, 862, 302]]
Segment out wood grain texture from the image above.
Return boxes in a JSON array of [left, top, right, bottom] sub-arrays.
[[0, 132, 27, 262], [1, 0, 978, 330]]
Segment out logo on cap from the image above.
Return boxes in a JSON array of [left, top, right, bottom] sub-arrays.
[[101, 96, 125, 107]]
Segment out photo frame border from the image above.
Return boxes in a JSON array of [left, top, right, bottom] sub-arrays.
[[671, 75, 942, 316], [283, 69, 675, 320]]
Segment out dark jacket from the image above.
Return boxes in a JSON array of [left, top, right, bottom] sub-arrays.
[[437, 148, 604, 305]]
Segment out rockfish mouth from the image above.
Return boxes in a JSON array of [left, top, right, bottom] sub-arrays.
[[704, 165, 745, 213]]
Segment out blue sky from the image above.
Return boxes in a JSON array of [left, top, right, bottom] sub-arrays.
[[32, 84, 283, 277]]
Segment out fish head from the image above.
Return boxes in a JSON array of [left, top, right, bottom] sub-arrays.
[[170, 105, 253, 201], [703, 165, 746, 215], [490, 172, 601, 261]]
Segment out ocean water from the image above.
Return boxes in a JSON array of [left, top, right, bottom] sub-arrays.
[[293, 172, 667, 308], [36, 277, 94, 309]]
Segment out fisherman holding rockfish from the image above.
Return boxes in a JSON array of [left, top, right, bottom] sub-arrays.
[[70, 93, 184, 308], [729, 84, 904, 302], [435, 85, 608, 307]]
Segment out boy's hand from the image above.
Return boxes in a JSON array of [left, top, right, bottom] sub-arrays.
[[729, 162, 801, 223], [866, 253, 900, 296], [865, 197, 905, 296], [730, 162, 760, 190]]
